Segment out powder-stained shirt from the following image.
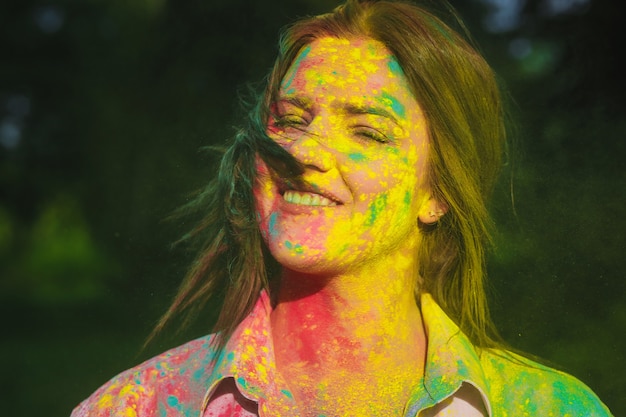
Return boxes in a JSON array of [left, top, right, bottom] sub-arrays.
[[71, 292, 613, 417]]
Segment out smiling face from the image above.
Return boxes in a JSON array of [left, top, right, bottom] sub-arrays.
[[255, 37, 435, 276]]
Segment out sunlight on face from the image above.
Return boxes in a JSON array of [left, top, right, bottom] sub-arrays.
[[255, 37, 432, 275]]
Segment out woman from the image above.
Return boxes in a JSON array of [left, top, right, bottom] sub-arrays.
[[72, 0, 612, 416]]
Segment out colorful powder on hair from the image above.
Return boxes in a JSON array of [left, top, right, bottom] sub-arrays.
[[426, 16, 453, 42], [282, 45, 312, 93]]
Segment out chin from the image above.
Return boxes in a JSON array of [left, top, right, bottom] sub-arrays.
[[271, 247, 325, 272], [270, 244, 371, 279]]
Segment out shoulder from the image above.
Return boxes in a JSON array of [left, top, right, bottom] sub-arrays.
[[71, 335, 217, 417], [480, 349, 613, 416]]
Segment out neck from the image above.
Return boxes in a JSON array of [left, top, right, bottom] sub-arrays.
[[270, 248, 427, 415]]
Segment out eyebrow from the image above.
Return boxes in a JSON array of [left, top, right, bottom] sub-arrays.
[[343, 103, 400, 125], [275, 96, 313, 111]]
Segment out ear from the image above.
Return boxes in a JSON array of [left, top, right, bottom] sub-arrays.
[[418, 198, 448, 225]]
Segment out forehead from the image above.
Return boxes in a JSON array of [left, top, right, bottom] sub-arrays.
[[280, 37, 411, 96]]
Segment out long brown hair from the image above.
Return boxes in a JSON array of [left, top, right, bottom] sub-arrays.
[[151, 0, 507, 354]]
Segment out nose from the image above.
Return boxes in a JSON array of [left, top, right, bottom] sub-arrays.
[[286, 132, 335, 172]]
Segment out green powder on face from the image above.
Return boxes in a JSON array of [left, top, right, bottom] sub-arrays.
[[348, 152, 367, 162], [380, 91, 406, 119], [387, 58, 403, 76], [285, 240, 304, 254], [365, 194, 388, 227]]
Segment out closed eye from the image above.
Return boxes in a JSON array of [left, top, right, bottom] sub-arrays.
[[352, 125, 390, 144], [268, 113, 311, 144], [274, 114, 309, 128]]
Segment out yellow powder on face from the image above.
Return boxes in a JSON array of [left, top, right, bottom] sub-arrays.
[[262, 37, 431, 372], [350, 47, 362, 60]]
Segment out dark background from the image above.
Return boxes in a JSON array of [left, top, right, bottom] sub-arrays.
[[1, 0, 624, 415]]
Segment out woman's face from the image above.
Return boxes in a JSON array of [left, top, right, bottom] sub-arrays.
[[255, 37, 433, 275]]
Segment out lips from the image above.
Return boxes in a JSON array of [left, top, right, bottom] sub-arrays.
[[283, 190, 338, 206], [278, 179, 344, 207]]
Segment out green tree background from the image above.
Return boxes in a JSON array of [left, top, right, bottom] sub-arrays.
[[1, 0, 623, 415]]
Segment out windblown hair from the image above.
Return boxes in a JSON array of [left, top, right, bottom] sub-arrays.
[[151, 0, 507, 354]]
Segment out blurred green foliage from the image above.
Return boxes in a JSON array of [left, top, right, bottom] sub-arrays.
[[1, 0, 624, 416], [5, 194, 111, 303]]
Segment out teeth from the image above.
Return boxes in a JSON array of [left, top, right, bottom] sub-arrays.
[[283, 190, 337, 206]]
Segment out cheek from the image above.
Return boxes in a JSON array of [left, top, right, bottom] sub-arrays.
[[346, 151, 415, 195], [350, 153, 426, 226]]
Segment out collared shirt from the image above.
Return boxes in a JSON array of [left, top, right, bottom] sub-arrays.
[[71, 292, 612, 417]]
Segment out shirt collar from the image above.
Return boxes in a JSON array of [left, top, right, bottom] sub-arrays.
[[202, 291, 492, 416], [408, 293, 492, 416], [203, 291, 298, 414]]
